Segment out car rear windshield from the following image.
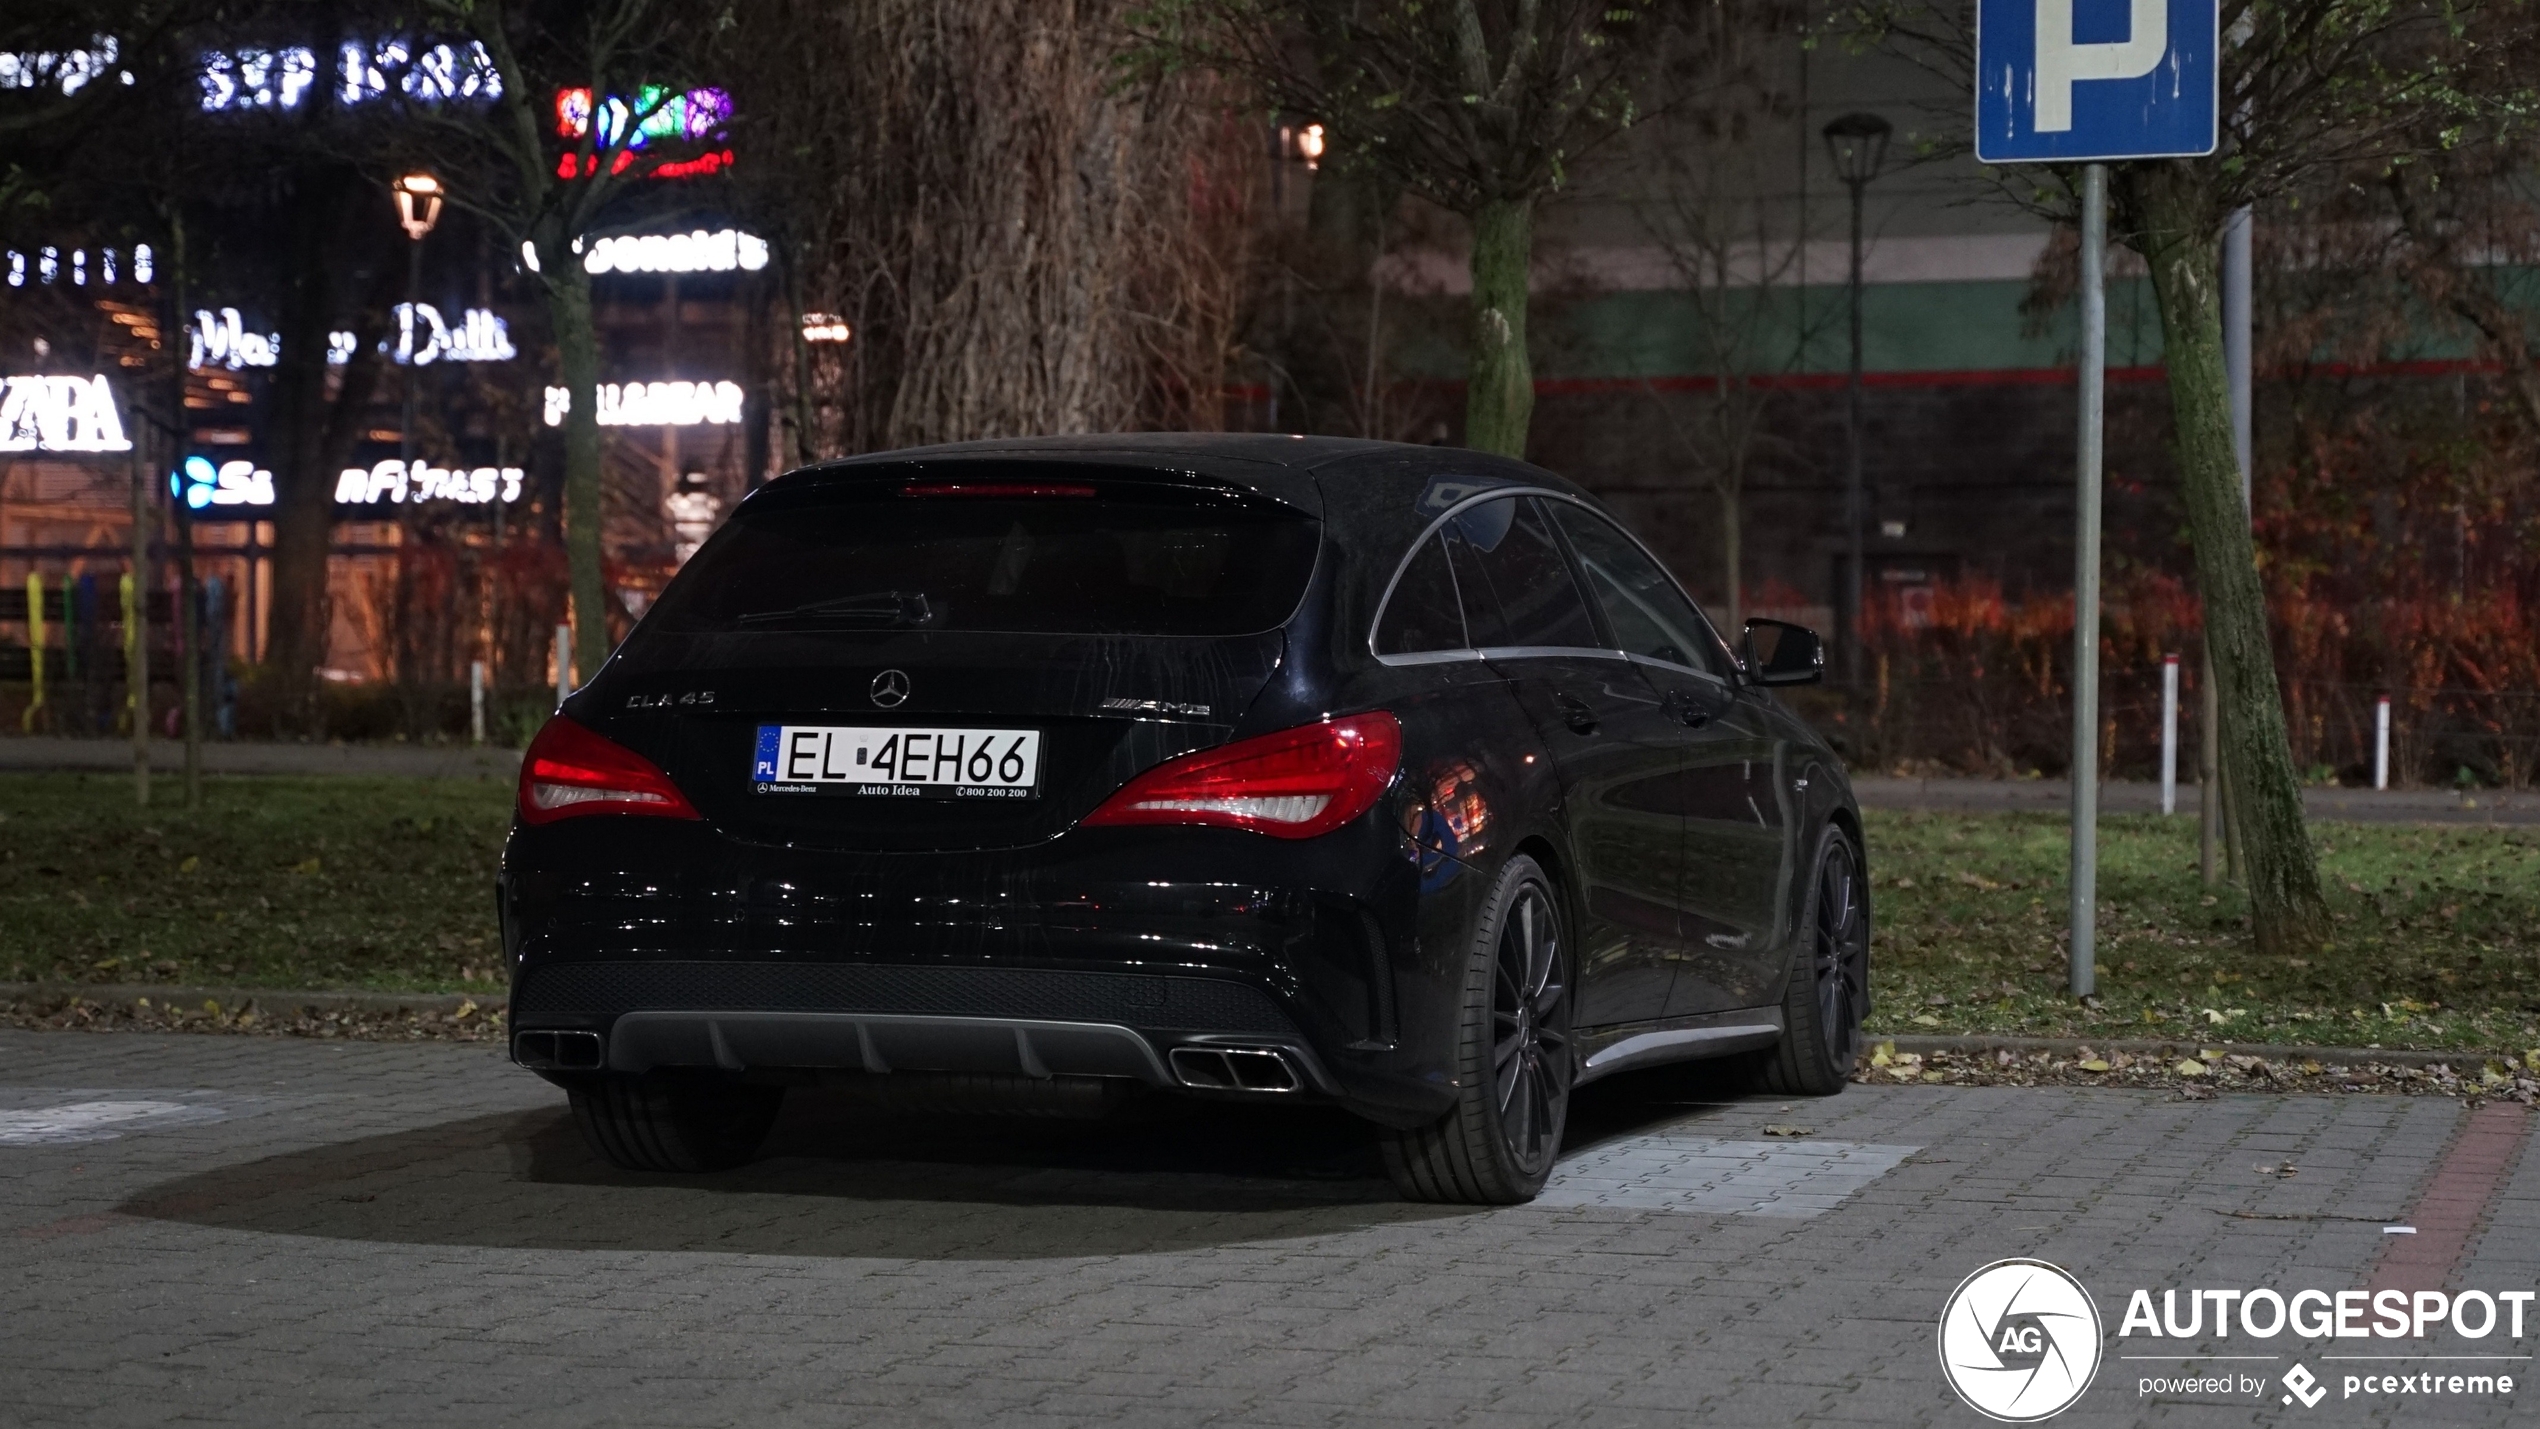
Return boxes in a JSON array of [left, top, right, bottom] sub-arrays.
[[647, 476, 1321, 638]]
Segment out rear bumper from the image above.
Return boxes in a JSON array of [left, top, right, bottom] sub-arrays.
[[500, 819, 1486, 1126], [507, 959, 1338, 1094]]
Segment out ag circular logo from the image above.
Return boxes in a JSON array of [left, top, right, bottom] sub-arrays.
[[868, 669, 910, 708], [1938, 1259, 2102, 1422]]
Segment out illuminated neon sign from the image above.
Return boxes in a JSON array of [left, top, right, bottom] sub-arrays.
[[6, 244, 152, 287], [169, 457, 527, 509], [583, 229, 768, 274], [543, 381, 745, 428], [191, 309, 281, 370], [335, 460, 525, 505], [172, 455, 275, 509], [189, 304, 515, 370], [197, 40, 502, 112], [552, 85, 733, 178], [0, 39, 121, 95], [0, 374, 134, 453]]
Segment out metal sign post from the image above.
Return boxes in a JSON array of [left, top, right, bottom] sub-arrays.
[[1975, 0, 2220, 998], [2069, 166, 2106, 998]]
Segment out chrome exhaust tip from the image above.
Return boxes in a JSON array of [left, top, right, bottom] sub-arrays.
[[514, 1029, 605, 1071], [1168, 1046, 1302, 1093]]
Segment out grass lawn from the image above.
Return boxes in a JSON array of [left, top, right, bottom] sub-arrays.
[[0, 772, 514, 995], [1861, 809, 2540, 1054], [5, 772, 2536, 1055]]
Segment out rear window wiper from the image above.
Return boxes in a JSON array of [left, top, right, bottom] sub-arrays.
[[736, 591, 935, 627]]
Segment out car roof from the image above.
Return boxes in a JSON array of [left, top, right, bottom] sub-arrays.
[[765, 433, 1597, 524]]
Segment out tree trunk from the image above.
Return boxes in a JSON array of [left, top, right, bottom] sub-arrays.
[[548, 262, 609, 687], [1463, 197, 1534, 457], [2132, 168, 2328, 957], [265, 180, 398, 722]]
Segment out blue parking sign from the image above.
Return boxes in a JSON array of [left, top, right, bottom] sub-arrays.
[[1976, 0, 2218, 163]]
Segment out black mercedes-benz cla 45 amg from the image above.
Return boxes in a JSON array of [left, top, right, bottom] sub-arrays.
[[501, 434, 1869, 1203]]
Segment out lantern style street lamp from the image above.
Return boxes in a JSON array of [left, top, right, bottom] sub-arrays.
[[1822, 111, 1891, 685], [390, 173, 444, 468]]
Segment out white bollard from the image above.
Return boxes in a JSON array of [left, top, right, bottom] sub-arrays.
[[2375, 696, 2391, 790], [469, 660, 486, 745], [2159, 653, 2180, 815], [554, 624, 572, 708]]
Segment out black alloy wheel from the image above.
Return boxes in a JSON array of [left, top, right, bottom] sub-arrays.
[[1381, 855, 1575, 1204], [1751, 824, 1871, 1095]]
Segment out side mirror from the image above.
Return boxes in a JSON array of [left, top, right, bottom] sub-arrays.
[[1741, 618, 1824, 686]]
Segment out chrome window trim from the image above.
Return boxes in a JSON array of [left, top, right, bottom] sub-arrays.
[[1366, 484, 1740, 677]]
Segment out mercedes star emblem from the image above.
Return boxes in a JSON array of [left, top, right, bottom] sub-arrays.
[[869, 668, 911, 708]]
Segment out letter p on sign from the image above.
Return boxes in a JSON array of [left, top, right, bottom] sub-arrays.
[[1975, 0, 2218, 162]]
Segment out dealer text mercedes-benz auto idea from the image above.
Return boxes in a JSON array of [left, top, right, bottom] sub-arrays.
[[501, 435, 1869, 1203]]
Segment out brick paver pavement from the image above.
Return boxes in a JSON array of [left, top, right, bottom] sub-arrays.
[[1, 1028, 2532, 1428]]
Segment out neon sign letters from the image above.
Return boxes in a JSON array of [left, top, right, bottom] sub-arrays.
[[392, 303, 517, 364], [582, 229, 768, 275], [0, 374, 134, 453], [543, 381, 745, 428], [0, 39, 121, 95], [173, 455, 275, 509], [6, 245, 152, 287], [335, 460, 525, 506], [197, 40, 502, 112], [190, 309, 281, 370]]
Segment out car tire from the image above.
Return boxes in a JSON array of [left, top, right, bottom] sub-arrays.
[[1380, 854, 1574, 1204], [568, 1072, 784, 1173], [1748, 823, 1871, 1096]]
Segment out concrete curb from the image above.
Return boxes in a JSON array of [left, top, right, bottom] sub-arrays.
[[1877, 1032, 2513, 1070], [1, 982, 496, 1017]]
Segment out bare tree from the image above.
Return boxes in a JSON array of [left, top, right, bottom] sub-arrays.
[[719, 0, 1256, 458], [413, 0, 721, 684], [1856, 0, 2534, 956], [1128, 0, 1668, 457], [1635, 0, 1816, 629]]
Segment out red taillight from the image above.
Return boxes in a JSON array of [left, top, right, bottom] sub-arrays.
[[1081, 713, 1401, 840], [517, 716, 701, 825]]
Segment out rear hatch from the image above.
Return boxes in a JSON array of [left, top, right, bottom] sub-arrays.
[[598, 464, 1320, 853]]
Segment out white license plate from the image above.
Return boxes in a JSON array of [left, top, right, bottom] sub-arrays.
[[752, 725, 1042, 800]]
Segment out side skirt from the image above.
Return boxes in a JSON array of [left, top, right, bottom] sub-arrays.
[[1573, 1007, 1785, 1086]]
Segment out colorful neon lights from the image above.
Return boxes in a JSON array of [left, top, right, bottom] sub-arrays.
[[0, 375, 134, 453], [543, 381, 745, 428], [582, 230, 768, 274], [553, 85, 729, 145]]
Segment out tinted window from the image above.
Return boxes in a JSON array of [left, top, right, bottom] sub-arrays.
[[1374, 533, 1468, 655], [649, 481, 1319, 637], [1552, 503, 1723, 673], [1444, 497, 1601, 651]]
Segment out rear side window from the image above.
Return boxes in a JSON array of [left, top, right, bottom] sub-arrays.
[[649, 479, 1320, 637], [1444, 497, 1600, 651], [1552, 504, 1725, 674], [1373, 533, 1468, 655]]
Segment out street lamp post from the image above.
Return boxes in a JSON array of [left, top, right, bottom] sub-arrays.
[[390, 174, 444, 470], [1821, 112, 1890, 686]]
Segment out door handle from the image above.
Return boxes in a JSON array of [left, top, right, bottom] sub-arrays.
[[1662, 689, 1713, 728], [1553, 693, 1598, 734]]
